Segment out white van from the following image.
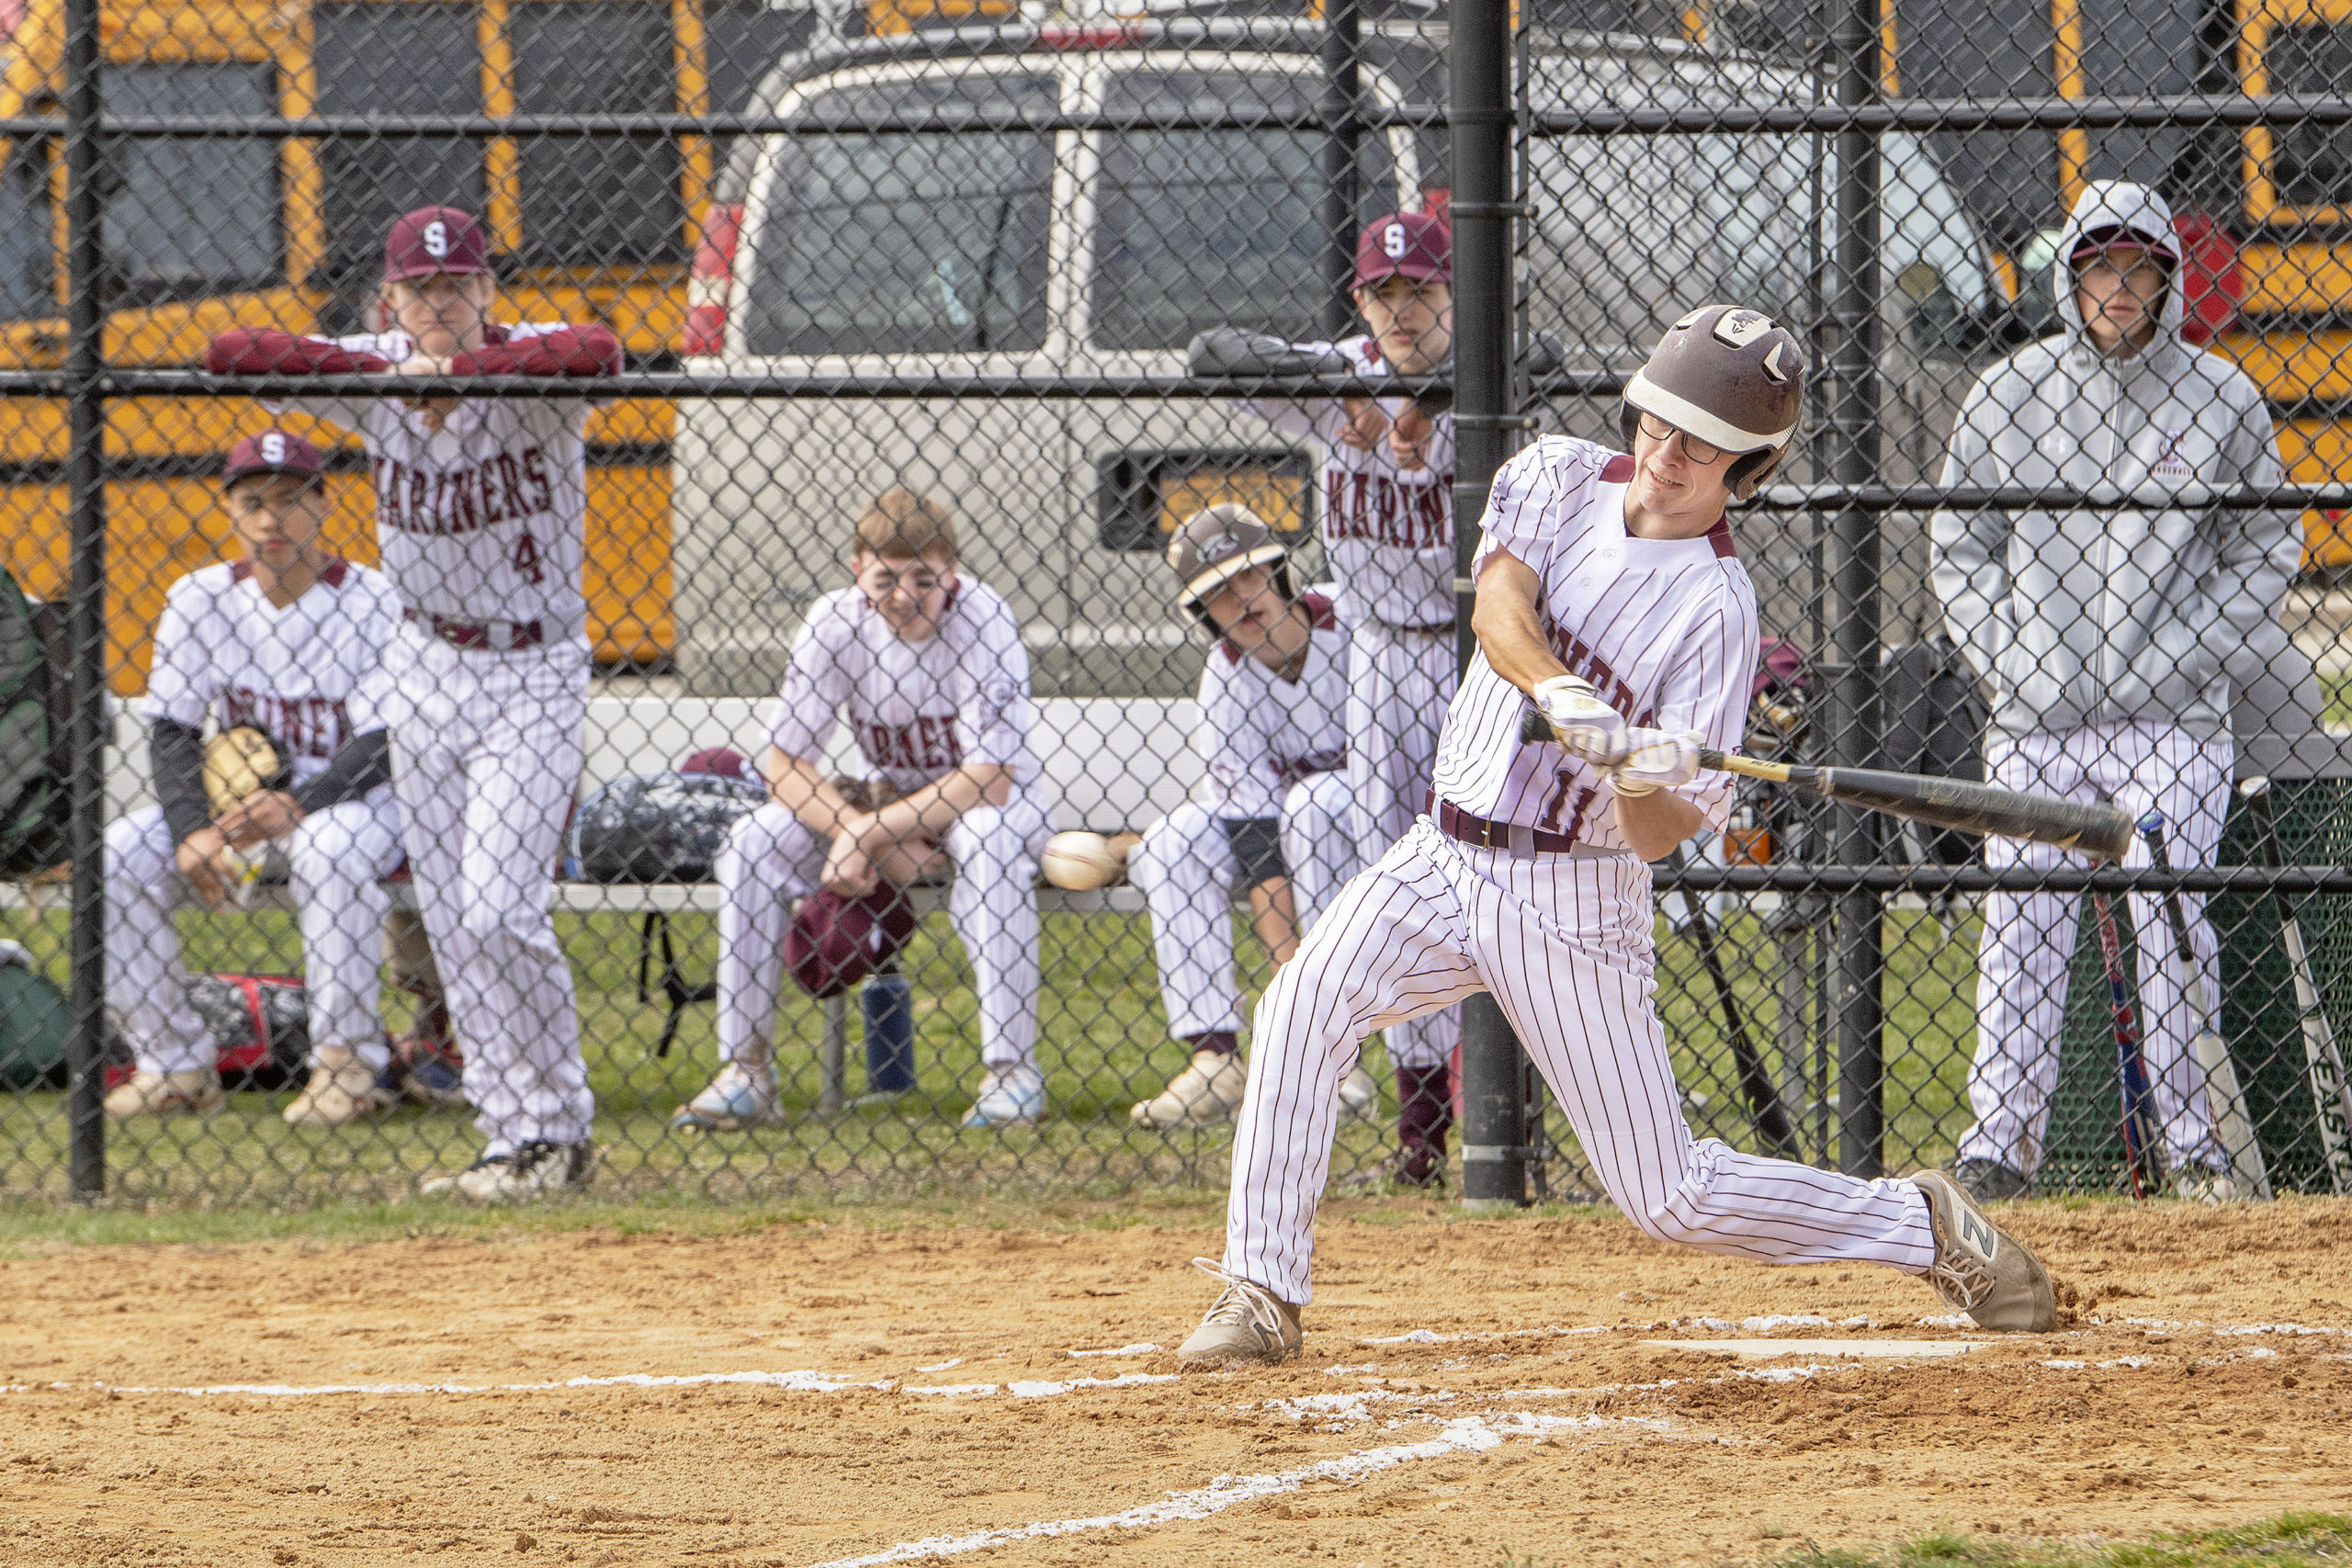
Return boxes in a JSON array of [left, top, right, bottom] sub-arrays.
[[673, 15, 1996, 698]]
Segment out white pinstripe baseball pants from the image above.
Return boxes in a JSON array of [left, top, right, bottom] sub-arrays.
[[1224, 819, 1938, 1305], [1347, 620, 1458, 1071], [1958, 722, 2232, 1177]]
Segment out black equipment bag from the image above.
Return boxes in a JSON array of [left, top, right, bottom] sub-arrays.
[[567, 772, 766, 884]]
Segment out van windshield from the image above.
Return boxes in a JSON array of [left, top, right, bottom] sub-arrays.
[[1092, 72, 1399, 350], [742, 74, 1056, 355]]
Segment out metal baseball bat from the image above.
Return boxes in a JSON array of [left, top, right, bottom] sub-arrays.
[[1663, 846, 1799, 1159], [1518, 710, 2134, 859], [2140, 811, 2273, 1201], [2238, 778, 2352, 1195], [2090, 888, 2165, 1199]]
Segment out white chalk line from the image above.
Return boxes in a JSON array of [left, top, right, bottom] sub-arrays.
[[801, 1411, 1658, 1568]]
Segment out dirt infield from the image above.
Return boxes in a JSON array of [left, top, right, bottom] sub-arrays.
[[0, 1198, 2346, 1567]]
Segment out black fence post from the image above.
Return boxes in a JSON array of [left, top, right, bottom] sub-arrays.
[[62, 0, 107, 1201], [1451, 0, 1525, 1210], [1828, 0, 1886, 1179], [1318, 0, 1362, 341]]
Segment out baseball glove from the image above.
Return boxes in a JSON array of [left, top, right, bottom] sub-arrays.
[[203, 728, 293, 819]]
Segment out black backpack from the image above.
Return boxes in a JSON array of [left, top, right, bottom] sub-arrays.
[[566, 772, 766, 884], [0, 570, 72, 878], [1877, 636, 1989, 866]]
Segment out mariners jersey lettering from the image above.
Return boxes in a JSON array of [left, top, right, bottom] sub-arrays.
[[1251, 333, 1454, 628], [140, 558, 401, 786], [264, 323, 594, 639], [767, 580, 1041, 795], [1194, 591, 1352, 821], [1432, 436, 1757, 850]]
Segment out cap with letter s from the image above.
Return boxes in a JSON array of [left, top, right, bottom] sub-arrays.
[[383, 206, 492, 282], [1354, 211, 1452, 288], [222, 428, 326, 490]]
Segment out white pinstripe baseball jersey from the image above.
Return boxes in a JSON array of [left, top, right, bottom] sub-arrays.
[[1432, 435, 1758, 851], [1193, 591, 1351, 822]]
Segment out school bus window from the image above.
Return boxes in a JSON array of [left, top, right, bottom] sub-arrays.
[[311, 0, 488, 311], [511, 0, 684, 269], [0, 142, 53, 321], [741, 76, 1057, 356], [98, 64, 280, 305], [703, 0, 822, 169], [2267, 22, 2352, 212]]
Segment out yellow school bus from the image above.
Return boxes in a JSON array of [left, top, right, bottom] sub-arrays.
[[0, 0, 816, 692]]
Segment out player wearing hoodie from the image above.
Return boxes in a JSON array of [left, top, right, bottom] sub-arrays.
[[1929, 180, 2301, 1202]]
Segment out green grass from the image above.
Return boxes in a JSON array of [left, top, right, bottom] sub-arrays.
[[1746, 1513, 2352, 1568], [2321, 664, 2352, 731], [0, 895, 1987, 1209]]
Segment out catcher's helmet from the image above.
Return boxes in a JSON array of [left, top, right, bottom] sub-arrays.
[[1166, 504, 1295, 633], [1620, 305, 1804, 501]]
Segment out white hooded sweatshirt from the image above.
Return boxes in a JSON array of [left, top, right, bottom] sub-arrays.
[[1929, 180, 2301, 740]]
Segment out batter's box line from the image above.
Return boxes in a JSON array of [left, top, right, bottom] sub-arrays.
[[799, 1412, 1674, 1568], [0, 1370, 1175, 1404]]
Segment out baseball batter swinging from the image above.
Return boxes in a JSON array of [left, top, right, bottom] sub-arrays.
[[208, 207, 623, 1201], [1180, 307, 2057, 1367]]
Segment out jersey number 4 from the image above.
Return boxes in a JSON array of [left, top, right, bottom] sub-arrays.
[[513, 531, 545, 585]]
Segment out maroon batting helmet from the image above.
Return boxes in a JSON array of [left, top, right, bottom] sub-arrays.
[[786, 886, 919, 999]]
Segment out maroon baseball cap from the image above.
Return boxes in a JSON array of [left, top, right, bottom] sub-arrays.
[[384, 206, 492, 281], [1355, 212, 1452, 288], [681, 747, 747, 778], [222, 429, 326, 490], [786, 886, 919, 999]]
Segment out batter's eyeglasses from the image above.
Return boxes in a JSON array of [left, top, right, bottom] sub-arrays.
[[1635, 412, 1733, 466]]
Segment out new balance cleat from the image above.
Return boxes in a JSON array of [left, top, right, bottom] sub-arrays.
[[1910, 1168, 2056, 1332], [1177, 1258, 1302, 1370]]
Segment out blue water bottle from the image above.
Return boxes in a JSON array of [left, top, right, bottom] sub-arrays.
[[862, 966, 917, 1095]]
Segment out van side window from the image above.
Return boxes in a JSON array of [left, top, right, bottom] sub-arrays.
[[98, 64, 280, 306], [1093, 72, 1396, 351], [512, 0, 685, 268], [741, 75, 1055, 355], [0, 142, 53, 321], [2268, 22, 2352, 209], [312, 0, 487, 313]]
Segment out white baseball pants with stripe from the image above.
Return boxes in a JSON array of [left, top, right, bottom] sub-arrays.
[[1348, 619, 1458, 1071], [1224, 819, 1937, 1305], [714, 795, 1052, 1073], [104, 789, 407, 1075], [1128, 773, 1359, 1041], [388, 626, 594, 1155], [1958, 721, 2232, 1178]]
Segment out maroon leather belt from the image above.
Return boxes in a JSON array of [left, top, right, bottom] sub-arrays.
[[1432, 798, 1618, 857], [405, 608, 546, 652]]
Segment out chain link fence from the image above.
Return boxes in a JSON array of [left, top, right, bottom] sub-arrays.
[[2, 0, 2350, 1207]]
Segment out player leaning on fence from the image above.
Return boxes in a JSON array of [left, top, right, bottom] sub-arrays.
[[206, 207, 623, 1201], [104, 431, 411, 1128], [1929, 180, 2301, 1204], [672, 490, 1055, 1134], [1179, 305, 2057, 1370]]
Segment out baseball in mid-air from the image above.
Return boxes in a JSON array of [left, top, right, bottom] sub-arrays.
[[1042, 830, 1126, 891]]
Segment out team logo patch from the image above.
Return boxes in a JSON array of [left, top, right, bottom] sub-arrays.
[[422, 220, 450, 259], [1711, 310, 1777, 350], [1199, 534, 1242, 566], [260, 432, 287, 465], [1382, 221, 1409, 259]]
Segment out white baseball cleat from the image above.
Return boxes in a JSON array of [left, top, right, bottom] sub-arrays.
[[2171, 1163, 2237, 1204], [1338, 1065, 1378, 1122], [963, 1064, 1046, 1128], [1910, 1168, 2056, 1332], [1131, 1049, 1248, 1128], [103, 1068, 224, 1120], [1177, 1258, 1301, 1370], [422, 1141, 596, 1203], [671, 1061, 780, 1132], [283, 1048, 396, 1127]]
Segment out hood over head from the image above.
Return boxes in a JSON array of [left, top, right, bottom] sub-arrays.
[[2053, 180, 2186, 355]]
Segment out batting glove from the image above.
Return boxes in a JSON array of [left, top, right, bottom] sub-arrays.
[[1531, 674, 1628, 766], [1608, 729, 1703, 796]]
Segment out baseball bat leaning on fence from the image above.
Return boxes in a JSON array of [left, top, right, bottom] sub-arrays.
[[2139, 811, 2274, 1201], [2090, 888, 2167, 1198], [2238, 777, 2352, 1195], [1516, 710, 2136, 859], [1660, 844, 1799, 1158]]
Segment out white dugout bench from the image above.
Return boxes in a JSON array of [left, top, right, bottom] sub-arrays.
[[26, 696, 1216, 1109]]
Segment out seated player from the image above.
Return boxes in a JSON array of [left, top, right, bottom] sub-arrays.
[[674, 489, 1054, 1131], [103, 431, 412, 1127], [1127, 506, 1370, 1131]]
